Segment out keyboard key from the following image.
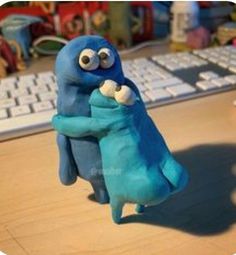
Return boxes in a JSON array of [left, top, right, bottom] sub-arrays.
[[0, 82, 15, 91], [38, 91, 57, 101], [18, 95, 38, 105], [123, 70, 134, 77], [133, 63, 151, 70], [29, 85, 49, 94], [166, 83, 196, 97], [130, 76, 145, 84], [0, 98, 16, 109], [32, 101, 54, 113], [229, 66, 236, 73], [195, 60, 207, 66], [146, 77, 182, 90], [156, 59, 169, 66], [144, 74, 162, 82], [37, 71, 55, 78], [219, 56, 228, 62], [10, 88, 29, 98], [47, 82, 58, 92], [35, 79, 49, 86], [0, 109, 8, 119], [52, 99, 57, 107], [140, 93, 151, 104], [10, 105, 31, 117], [0, 110, 56, 141], [17, 79, 35, 88], [18, 74, 36, 81], [196, 80, 218, 91], [198, 52, 208, 59], [166, 62, 182, 71], [209, 57, 218, 63], [224, 74, 236, 84], [211, 78, 230, 87], [36, 76, 53, 84], [133, 58, 149, 64], [135, 83, 146, 92], [0, 77, 17, 85], [199, 71, 219, 80], [145, 89, 172, 102], [155, 71, 172, 79], [0, 91, 8, 100], [218, 61, 228, 68], [229, 60, 236, 66]]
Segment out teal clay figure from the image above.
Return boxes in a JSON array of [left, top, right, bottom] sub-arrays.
[[52, 82, 189, 223]]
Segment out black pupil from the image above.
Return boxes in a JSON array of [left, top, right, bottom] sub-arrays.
[[115, 86, 122, 92], [100, 52, 108, 60], [81, 55, 90, 64]]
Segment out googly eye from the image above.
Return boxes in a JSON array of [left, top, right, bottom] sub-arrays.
[[114, 85, 136, 106], [98, 48, 115, 69], [78, 49, 99, 71], [99, 80, 118, 98]]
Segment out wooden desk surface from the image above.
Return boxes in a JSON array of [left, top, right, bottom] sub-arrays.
[[1, 46, 236, 255]]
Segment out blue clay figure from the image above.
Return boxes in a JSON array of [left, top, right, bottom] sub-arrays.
[[52, 82, 189, 223], [55, 35, 140, 204]]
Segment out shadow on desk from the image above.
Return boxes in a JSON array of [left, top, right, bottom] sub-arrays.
[[121, 144, 236, 236]]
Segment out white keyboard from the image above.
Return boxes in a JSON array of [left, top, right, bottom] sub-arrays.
[[0, 72, 57, 140], [1, 45, 236, 141]]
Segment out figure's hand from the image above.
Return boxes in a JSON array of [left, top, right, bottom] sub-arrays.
[[52, 114, 64, 133], [52, 114, 108, 138], [99, 80, 137, 106], [114, 85, 137, 106], [99, 80, 118, 98]]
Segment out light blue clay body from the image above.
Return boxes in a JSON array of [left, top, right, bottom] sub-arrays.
[[52, 88, 188, 223]]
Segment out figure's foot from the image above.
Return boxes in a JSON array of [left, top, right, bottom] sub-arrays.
[[94, 188, 110, 204], [112, 209, 122, 224], [91, 182, 110, 204], [135, 204, 145, 214], [111, 200, 124, 224]]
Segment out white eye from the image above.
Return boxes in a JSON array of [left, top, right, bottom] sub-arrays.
[[98, 48, 115, 69], [114, 85, 136, 106], [78, 49, 99, 71], [99, 80, 118, 98]]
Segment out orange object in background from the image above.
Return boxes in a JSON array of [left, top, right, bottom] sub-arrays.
[[0, 36, 26, 75], [0, 36, 17, 73], [0, 57, 8, 78], [29, 1, 55, 15]]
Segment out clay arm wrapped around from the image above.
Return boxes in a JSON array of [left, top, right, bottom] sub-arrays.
[[52, 115, 110, 138]]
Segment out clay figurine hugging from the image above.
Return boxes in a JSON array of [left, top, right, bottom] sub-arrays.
[[54, 35, 140, 204], [53, 35, 188, 223]]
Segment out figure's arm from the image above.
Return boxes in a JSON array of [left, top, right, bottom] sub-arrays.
[[52, 115, 109, 138]]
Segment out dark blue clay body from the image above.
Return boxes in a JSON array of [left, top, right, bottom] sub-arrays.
[[55, 35, 140, 203], [52, 86, 189, 223]]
